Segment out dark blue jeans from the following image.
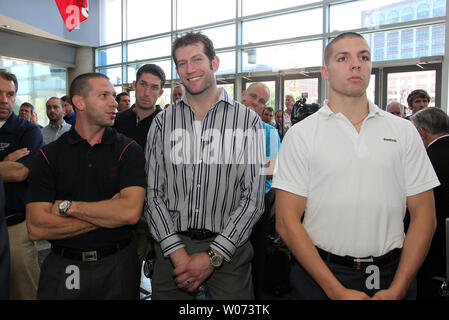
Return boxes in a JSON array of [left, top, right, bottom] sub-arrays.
[[290, 253, 417, 300]]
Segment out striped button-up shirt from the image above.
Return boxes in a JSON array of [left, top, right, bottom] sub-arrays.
[[144, 88, 265, 262]]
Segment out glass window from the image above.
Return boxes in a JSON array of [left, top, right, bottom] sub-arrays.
[[433, 0, 446, 16], [127, 37, 172, 62], [100, 0, 122, 45], [97, 46, 121, 67], [386, 70, 436, 109], [284, 78, 319, 105], [127, 60, 172, 84], [242, 0, 317, 16], [431, 25, 445, 56], [177, 0, 235, 29], [216, 51, 235, 76], [127, 0, 171, 40], [242, 40, 322, 73], [217, 83, 234, 99], [0, 57, 66, 127], [330, 0, 443, 31], [99, 67, 122, 85], [401, 7, 414, 21], [243, 9, 322, 45], [417, 3, 430, 19], [200, 25, 236, 49], [364, 24, 445, 62]]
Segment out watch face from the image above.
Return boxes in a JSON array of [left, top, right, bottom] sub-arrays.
[[59, 200, 70, 215], [211, 255, 223, 267]]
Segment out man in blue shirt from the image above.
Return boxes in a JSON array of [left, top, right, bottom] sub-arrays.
[[0, 69, 42, 299], [241, 82, 280, 299]]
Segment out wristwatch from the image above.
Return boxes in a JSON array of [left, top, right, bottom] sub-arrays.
[[206, 248, 223, 268], [58, 200, 72, 217]]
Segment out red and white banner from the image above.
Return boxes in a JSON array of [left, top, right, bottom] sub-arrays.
[[55, 0, 89, 32]]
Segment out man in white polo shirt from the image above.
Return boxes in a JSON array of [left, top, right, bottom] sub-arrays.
[[272, 32, 439, 300]]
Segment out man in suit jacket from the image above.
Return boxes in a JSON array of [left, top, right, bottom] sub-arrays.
[[411, 107, 449, 299]]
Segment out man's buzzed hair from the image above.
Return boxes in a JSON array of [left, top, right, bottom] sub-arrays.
[[69, 72, 110, 108], [324, 32, 368, 66], [246, 82, 270, 100]]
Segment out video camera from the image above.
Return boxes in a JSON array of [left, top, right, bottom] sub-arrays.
[[291, 93, 320, 125]]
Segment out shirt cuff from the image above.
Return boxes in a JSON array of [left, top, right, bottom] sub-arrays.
[[210, 234, 237, 263], [159, 233, 185, 257]]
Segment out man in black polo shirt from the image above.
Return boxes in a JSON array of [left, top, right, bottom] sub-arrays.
[[0, 69, 42, 300], [114, 64, 165, 148], [26, 73, 146, 299], [113, 64, 165, 267]]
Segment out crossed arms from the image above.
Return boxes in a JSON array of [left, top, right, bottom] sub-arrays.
[[26, 186, 145, 241]]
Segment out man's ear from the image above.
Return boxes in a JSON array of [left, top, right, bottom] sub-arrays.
[[158, 89, 164, 98], [132, 80, 137, 91], [211, 55, 220, 72], [72, 95, 85, 111], [321, 65, 328, 80]]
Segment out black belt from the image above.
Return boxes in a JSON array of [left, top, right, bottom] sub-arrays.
[[179, 229, 217, 241], [317, 247, 402, 270], [51, 237, 132, 262], [6, 213, 25, 227]]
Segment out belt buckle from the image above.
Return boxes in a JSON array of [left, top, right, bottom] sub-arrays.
[[82, 250, 98, 262], [353, 257, 373, 270]]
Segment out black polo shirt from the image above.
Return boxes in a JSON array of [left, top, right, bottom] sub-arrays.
[[114, 104, 162, 148], [27, 127, 146, 250], [0, 112, 43, 217]]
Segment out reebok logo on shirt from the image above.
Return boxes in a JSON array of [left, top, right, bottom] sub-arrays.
[[383, 138, 397, 142]]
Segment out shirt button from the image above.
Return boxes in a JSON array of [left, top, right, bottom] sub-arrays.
[[197, 184, 201, 188], [88, 163, 92, 168]]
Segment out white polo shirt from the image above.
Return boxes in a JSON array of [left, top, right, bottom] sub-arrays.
[[272, 100, 439, 257]]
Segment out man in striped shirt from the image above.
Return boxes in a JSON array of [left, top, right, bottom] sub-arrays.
[[145, 32, 266, 300]]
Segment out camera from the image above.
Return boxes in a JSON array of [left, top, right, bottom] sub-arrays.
[[291, 92, 320, 125]]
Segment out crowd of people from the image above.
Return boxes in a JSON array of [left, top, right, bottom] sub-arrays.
[[0, 31, 447, 301]]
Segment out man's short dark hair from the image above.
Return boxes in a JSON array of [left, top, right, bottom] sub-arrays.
[[324, 32, 367, 66], [136, 64, 166, 87], [69, 72, 110, 108], [172, 32, 216, 68], [411, 107, 449, 135], [61, 95, 72, 104], [46, 97, 63, 108], [0, 69, 18, 93], [20, 102, 34, 112], [116, 92, 130, 104], [407, 89, 430, 108], [262, 106, 274, 114]]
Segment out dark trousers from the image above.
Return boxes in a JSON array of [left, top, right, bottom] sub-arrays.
[[290, 252, 417, 300], [37, 239, 140, 300], [250, 189, 275, 299]]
